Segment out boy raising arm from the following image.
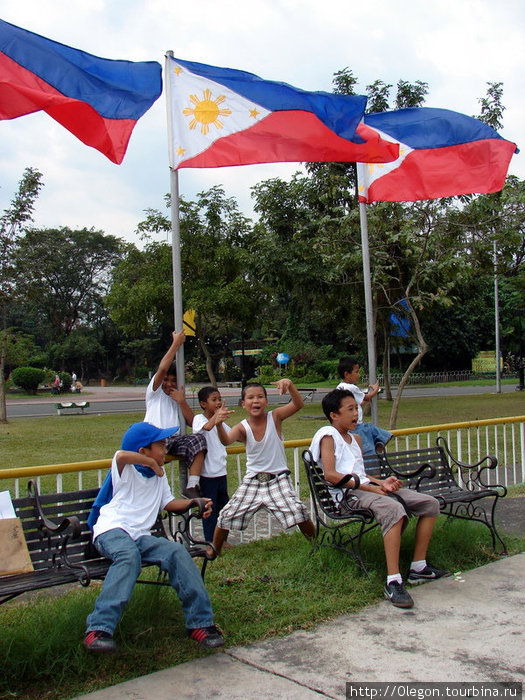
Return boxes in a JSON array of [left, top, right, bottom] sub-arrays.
[[145, 330, 207, 499], [211, 379, 316, 555]]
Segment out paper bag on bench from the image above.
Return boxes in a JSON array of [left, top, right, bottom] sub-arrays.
[[0, 518, 34, 576]]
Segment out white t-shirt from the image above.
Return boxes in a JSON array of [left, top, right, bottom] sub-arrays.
[[309, 425, 370, 486], [192, 413, 231, 478], [144, 376, 180, 429], [93, 452, 174, 541], [336, 381, 366, 423]]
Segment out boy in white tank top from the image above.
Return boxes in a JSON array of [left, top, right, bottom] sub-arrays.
[[310, 389, 449, 609], [210, 379, 315, 555]]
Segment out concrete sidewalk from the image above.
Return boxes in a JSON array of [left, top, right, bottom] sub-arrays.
[[73, 553, 525, 700]]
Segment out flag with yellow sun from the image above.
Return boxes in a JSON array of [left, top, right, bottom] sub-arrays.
[[166, 55, 399, 169]]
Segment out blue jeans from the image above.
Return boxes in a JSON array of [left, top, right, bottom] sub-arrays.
[[86, 528, 214, 636], [200, 475, 229, 541]]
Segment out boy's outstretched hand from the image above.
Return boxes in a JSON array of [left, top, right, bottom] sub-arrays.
[[271, 378, 293, 395], [380, 476, 403, 493], [212, 401, 235, 425]]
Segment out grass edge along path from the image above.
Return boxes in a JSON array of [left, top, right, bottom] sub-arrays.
[[1, 520, 525, 700]]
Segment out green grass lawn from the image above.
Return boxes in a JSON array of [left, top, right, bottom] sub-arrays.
[[2, 391, 524, 470], [1, 520, 524, 700], [1, 390, 524, 698]]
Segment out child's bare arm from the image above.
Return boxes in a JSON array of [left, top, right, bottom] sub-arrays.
[[272, 378, 304, 428], [212, 403, 244, 445], [319, 437, 359, 489], [165, 497, 213, 518], [170, 385, 195, 425], [115, 450, 164, 477], [152, 330, 185, 391], [362, 380, 381, 402]]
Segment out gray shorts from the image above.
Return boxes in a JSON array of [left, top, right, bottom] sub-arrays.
[[217, 472, 310, 531], [342, 487, 439, 536]]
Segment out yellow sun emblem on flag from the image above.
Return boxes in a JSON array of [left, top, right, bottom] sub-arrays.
[[182, 88, 232, 135]]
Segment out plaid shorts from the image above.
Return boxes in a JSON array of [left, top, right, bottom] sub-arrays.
[[166, 432, 207, 465], [217, 472, 309, 531]]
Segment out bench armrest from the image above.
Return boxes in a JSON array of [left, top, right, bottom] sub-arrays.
[[166, 505, 217, 561], [436, 436, 507, 495], [382, 459, 437, 484], [27, 480, 82, 539]]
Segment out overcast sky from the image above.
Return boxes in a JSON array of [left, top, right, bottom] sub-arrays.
[[1, 0, 523, 246]]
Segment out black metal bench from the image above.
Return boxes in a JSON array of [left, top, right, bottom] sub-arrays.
[[0, 480, 215, 606], [379, 436, 508, 555], [302, 435, 507, 574], [302, 449, 383, 574]]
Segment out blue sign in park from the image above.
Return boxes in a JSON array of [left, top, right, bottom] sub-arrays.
[[276, 352, 290, 365]]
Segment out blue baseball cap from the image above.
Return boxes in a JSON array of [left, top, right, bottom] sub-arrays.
[[121, 422, 178, 452]]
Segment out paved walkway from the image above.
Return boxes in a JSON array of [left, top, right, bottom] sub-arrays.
[[73, 552, 525, 699]]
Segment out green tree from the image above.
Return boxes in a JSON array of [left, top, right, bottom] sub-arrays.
[[108, 187, 263, 384], [14, 227, 123, 343], [0, 167, 43, 421]]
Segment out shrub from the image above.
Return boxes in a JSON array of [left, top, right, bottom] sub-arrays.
[[59, 372, 72, 391], [11, 366, 45, 394]]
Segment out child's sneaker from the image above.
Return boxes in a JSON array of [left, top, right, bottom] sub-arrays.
[[83, 630, 118, 653], [187, 625, 225, 649], [384, 580, 414, 608], [407, 564, 450, 585]]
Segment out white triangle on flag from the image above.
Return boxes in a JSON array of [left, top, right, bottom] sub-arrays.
[[168, 59, 271, 167], [357, 127, 413, 199]]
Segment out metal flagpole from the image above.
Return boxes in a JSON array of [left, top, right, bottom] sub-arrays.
[[493, 240, 501, 393], [359, 201, 379, 424], [165, 50, 186, 431]]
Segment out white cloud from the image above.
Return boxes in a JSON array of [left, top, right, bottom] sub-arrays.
[[1, 0, 523, 245]]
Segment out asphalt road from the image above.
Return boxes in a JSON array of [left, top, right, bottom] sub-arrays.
[[5, 382, 521, 419]]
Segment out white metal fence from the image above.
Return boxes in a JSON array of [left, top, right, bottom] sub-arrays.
[[2, 416, 524, 544]]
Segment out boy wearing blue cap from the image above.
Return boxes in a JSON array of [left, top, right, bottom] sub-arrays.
[[84, 421, 224, 653]]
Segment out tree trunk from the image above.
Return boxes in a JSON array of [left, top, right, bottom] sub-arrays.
[[196, 328, 217, 387], [389, 300, 428, 429]]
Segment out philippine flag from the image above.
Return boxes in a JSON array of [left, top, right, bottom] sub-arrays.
[[0, 19, 162, 164], [166, 56, 399, 169], [356, 107, 517, 203]]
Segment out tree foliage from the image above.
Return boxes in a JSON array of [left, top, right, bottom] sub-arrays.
[[14, 227, 123, 341], [0, 167, 43, 421]]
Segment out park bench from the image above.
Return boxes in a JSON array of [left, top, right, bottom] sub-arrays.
[[302, 449, 383, 574], [0, 480, 215, 606], [297, 388, 317, 403], [379, 436, 508, 555], [55, 401, 90, 415], [302, 436, 507, 574]]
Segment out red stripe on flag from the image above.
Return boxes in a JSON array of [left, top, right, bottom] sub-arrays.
[[0, 51, 136, 163], [178, 111, 399, 168], [360, 139, 517, 203]]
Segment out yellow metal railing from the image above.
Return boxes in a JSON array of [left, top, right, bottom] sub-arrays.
[[2, 415, 524, 485], [2, 415, 524, 544]]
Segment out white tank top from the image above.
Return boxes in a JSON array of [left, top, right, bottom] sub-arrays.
[[242, 411, 286, 476]]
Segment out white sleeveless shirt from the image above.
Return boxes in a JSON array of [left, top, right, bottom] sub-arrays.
[[242, 411, 286, 476]]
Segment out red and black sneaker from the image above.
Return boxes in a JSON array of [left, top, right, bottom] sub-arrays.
[[187, 625, 225, 649], [83, 630, 118, 653]]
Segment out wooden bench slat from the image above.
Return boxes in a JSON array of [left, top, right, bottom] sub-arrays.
[[1, 480, 214, 605]]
